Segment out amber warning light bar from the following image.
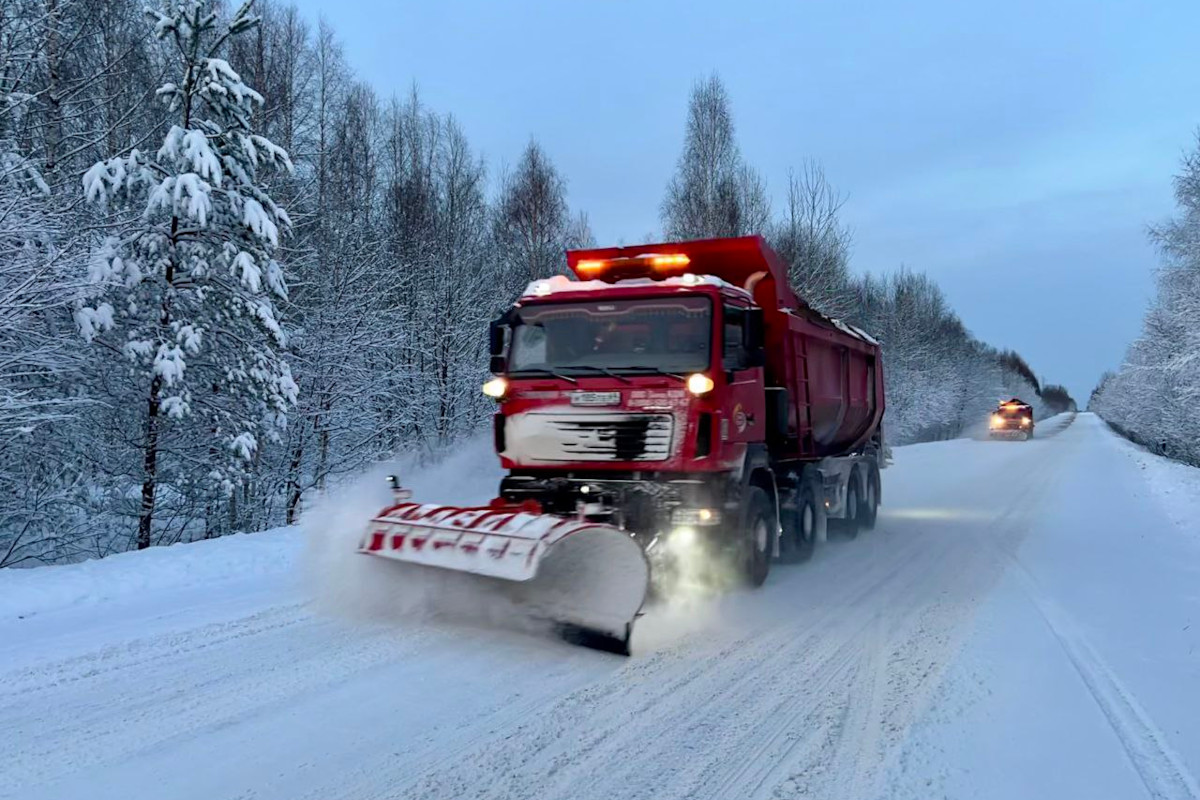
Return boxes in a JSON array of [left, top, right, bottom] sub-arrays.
[[573, 253, 691, 280]]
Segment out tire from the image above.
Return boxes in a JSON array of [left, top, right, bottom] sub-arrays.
[[836, 478, 860, 540], [778, 483, 819, 564], [860, 464, 880, 531], [741, 486, 773, 587]]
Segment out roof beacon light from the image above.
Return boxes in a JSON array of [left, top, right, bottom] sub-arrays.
[[572, 253, 691, 279], [648, 253, 691, 270], [575, 259, 608, 277]]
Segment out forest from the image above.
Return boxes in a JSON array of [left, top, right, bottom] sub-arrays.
[[0, 0, 1071, 566], [1090, 135, 1200, 467]]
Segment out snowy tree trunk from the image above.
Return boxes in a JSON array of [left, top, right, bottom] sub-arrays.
[[136, 373, 163, 549]]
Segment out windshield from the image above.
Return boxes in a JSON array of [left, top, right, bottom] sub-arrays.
[[508, 296, 711, 374]]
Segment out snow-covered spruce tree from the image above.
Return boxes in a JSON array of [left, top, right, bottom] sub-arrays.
[[79, 0, 296, 549]]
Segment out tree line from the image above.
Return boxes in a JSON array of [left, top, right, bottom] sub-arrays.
[[659, 75, 1074, 445], [0, 1, 1069, 567], [1090, 135, 1200, 466]]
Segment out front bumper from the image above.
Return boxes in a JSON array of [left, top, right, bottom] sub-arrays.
[[989, 426, 1032, 438]]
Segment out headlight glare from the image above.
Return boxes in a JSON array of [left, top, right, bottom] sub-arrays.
[[482, 377, 508, 399]]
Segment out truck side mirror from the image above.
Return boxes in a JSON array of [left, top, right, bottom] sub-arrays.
[[745, 308, 766, 368], [489, 318, 507, 374]]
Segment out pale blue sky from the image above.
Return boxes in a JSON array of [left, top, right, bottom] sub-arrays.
[[290, 0, 1200, 403]]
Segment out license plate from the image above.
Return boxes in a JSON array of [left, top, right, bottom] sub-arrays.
[[570, 391, 620, 407]]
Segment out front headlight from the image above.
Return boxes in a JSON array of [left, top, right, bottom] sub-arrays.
[[686, 373, 715, 396], [990, 414, 1003, 427], [482, 377, 508, 399]]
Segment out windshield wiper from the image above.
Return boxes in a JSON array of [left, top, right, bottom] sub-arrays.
[[565, 365, 632, 384], [507, 368, 578, 384], [605, 366, 687, 382]]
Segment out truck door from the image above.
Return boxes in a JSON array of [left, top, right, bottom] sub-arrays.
[[721, 305, 766, 449]]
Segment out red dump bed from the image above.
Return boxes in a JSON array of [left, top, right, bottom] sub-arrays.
[[566, 236, 885, 460]]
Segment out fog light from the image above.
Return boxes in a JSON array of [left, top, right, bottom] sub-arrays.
[[671, 527, 697, 547]]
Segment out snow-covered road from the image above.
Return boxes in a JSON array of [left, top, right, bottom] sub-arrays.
[[3, 413, 1199, 800]]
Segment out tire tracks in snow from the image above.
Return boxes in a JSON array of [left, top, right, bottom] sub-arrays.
[[1000, 551, 1200, 800], [977, 415, 1199, 799], [697, 543, 955, 800], [0, 604, 461, 792], [394, 523, 971, 800], [396, 436, 1074, 800]]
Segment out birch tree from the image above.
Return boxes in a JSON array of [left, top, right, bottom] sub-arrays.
[[493, 139, 569, 296], [661, 74, 769, 239]]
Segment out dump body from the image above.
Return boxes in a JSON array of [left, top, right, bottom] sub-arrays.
[[760, 289, 883, 459]]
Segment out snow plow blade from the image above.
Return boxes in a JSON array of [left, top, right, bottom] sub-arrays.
[[358, 500, 650, 653]]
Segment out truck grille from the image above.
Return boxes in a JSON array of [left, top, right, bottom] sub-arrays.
[[506, 412, 674, 463]]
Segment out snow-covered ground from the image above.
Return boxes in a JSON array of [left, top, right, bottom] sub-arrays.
[[3, 412, 1199, 800]]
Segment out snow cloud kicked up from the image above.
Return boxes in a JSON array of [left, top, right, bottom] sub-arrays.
[[301, 440, 556, 641]]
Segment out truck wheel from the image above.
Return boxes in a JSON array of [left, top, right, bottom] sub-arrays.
[[778, 485, 818, 564], [860, 465, 880, 531], [837, 480, 861, 540], [742, 486, 772, 587]]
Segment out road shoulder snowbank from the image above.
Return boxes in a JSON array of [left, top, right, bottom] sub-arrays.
[[0, 437, 502, 624], [0, 528, 304, 621], [1102, 417, 1200, 541]]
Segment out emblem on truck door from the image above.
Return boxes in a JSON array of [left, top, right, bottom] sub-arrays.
[[570, 391, 621, 407]]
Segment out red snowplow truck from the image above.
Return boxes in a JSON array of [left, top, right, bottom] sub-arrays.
[[359, 236, 885, 654], [989, 398, 1035, 440]]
